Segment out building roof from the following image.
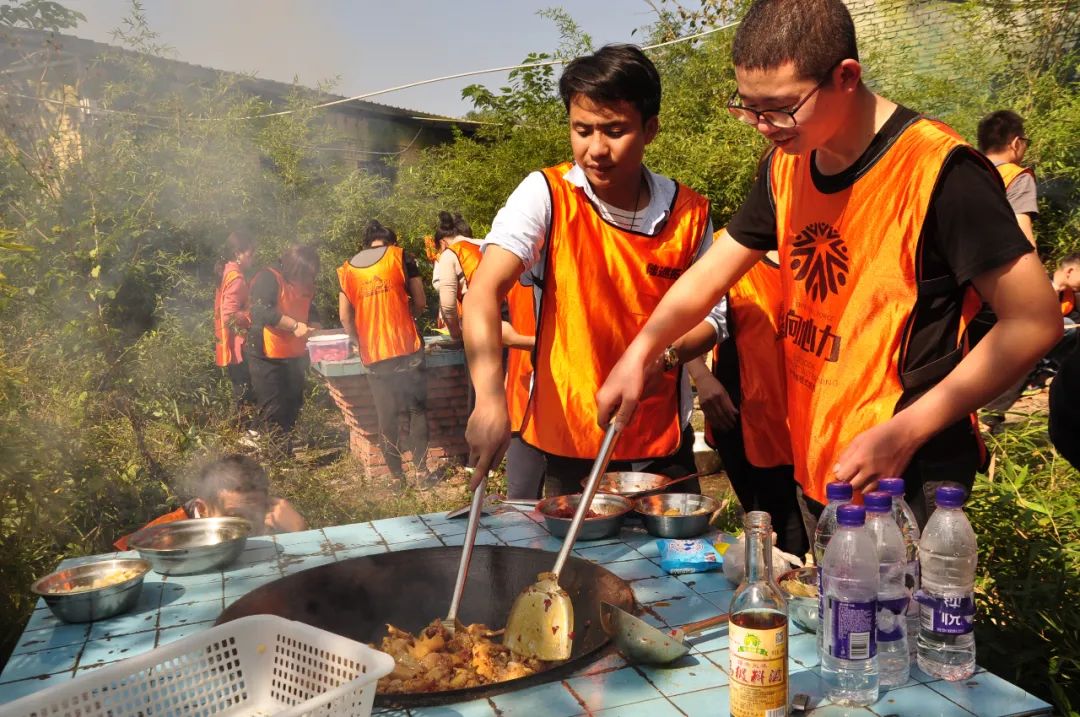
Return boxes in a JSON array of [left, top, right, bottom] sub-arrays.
[[2, 27, 477, 130]]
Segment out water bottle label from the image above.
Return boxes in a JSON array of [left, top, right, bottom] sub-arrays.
[[915, 591, 975, 635], [827, 598, 877, 660], [876, 596, 909, 642]]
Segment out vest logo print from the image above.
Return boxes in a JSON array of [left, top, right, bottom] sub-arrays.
[[791, 222, 849, 301], [361, 276, 390, 298], [647, 263, 684, 280], [779, 309, 843, 362]]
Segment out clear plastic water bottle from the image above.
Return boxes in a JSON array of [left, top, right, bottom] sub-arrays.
[[917, 484, 977, 681], [815, 481, 853, 659], [821, 504, 879, 706], [865, 491, 910, 687], [878, 476, 921, 658]]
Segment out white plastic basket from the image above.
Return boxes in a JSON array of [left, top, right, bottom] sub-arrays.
[[0, 615, 395, 717]]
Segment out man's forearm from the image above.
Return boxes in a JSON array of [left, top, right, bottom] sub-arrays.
[[893, 312, 1061, 447], [673, 321, 720, 363], [628, 234, 762, 365], [463, 291, 508, 401]]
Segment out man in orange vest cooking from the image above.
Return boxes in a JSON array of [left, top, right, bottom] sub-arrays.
[[596, 0, 1062, 528], [463, 44, 726, 497]]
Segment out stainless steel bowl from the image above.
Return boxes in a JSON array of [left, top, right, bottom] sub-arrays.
[[634, 493, 719, 538], [31, 558, 151, 623], [537, 493, 633, 541], [779, 566, 819, 633], [584, 472, 669, 497], [128, 517, 252, 575]]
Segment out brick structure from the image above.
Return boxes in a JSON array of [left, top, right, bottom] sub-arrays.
[[843, 0, 966, 76], [313, 350, 470, 478]]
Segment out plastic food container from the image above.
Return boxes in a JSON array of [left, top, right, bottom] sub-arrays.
[[308, 332, 352, 363], [0, 614, 395, 717]]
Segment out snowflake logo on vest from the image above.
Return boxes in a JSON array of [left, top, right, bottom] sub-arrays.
[[790, 222, 849, 301]]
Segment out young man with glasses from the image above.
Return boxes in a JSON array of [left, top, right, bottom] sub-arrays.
[[597, 0, 1061, 527], [977, 110, 1038, 246]]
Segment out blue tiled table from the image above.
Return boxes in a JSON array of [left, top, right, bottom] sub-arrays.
[[0, 506, 1052, 716]]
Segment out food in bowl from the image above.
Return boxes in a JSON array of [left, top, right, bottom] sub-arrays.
[[780, 576, 818, 599], [548, 506, 605, 520], [661, 507, 710, 517], [43, 566, 145, 594], [375, 619, 551, 694]]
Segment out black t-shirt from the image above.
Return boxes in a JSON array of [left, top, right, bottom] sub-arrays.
[[727, 105, 1033, 477], [248, 269, 321, 359]]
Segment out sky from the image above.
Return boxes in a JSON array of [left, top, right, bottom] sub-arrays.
[[64, 1, 658, 117]]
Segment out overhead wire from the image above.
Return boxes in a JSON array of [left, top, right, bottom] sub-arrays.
[[0, 19, 741, 125]]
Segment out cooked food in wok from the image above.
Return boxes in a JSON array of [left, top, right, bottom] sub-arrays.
[[376, 619, 551, 694], [44, 566, 143, 594]]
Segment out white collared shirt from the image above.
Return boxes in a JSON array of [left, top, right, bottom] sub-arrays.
[[482, 163, 727, 431]]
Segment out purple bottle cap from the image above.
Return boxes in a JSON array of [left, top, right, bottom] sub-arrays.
[[826, 482, 853, 501], [865, 491, 892, 513], [837, 503, 866, 527], [936, 484, 967, 509], [878, 477, 905, 496]]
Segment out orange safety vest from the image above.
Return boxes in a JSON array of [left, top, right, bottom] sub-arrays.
[[113, 506, 191, 551], [337, 246, 422, 366], [442, 239, 484, 323], [769, 118, 985, 504], [704, 254, 792, 467], [996, 161, 1035, 191], [214, 265, 248, 366], [1061, 288, 1076, 317], [258, 267, 313, 359], [506, 279, 536, 433], [519, 163, 711, 460]]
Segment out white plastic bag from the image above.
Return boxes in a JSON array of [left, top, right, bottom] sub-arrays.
[[721, 531, 803, 584]]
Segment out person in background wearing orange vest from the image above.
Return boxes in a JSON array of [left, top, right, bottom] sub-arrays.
[[974, 111, 1042, 430], [503, 276, 544, 499], [114, 454, 305, 550], [694, 247, 808, 554], [339, 220, 438, 488], [1054, 253, 1080, 326], [432, 211, 482, 341], [978, 110, 1038, 247], [246, 245, 321, 438], [596, 0, 1061, 528], [214, 230, 256, 413], [463, 45, 726, 497]]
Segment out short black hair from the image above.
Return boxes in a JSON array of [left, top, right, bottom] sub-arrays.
[[733, 0, 858, 82], [195, 454, 269, 504], [977, 110, 1026, 153], [1061, 252, 1080, 268], [558, 44, 661, 123]]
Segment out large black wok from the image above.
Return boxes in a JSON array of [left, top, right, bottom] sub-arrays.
[[216, 545, 635, 707]]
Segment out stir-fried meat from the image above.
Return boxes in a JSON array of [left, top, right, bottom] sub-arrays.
[[375, 619, 550, 694]]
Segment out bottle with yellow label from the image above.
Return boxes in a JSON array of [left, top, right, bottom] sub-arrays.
[[728, 511, 789, 717]]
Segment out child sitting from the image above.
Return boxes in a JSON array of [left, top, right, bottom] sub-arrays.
[[115, 454, 306, 549]]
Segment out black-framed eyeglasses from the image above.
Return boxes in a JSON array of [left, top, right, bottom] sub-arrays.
[[726, 74, 832, 129]]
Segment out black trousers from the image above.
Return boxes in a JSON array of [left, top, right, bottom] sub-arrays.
[[366, 366, 429, 478], [247, 353, 308, 434], [710, 421, 808, 556], [506, 436, 547, 499], [225, 361, 255, 410], [542, 425, 701, 498]]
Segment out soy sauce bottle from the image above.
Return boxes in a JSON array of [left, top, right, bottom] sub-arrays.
[[728, 511, 789, 717]]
